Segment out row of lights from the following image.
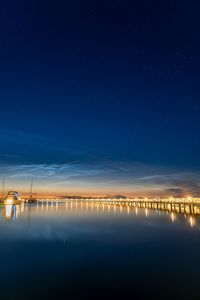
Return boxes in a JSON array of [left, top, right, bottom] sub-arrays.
[[36, 196, 194, 202]]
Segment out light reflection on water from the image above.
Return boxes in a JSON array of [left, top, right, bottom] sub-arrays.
[[0, 202, 198, 230], [0, 202, 200, 300]]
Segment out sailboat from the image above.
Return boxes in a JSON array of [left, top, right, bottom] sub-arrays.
[[27, 178, 37, 203]]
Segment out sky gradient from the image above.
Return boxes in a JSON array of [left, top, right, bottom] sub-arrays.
[[0, 0, 200, 196]]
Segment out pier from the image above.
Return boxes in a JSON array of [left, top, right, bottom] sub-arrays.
[[35, 197, 200, 216]]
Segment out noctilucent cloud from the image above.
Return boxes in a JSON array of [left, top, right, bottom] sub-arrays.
[[0, 0, 200, 196]]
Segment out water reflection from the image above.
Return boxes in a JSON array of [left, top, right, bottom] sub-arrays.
[[0, 201, 199, 229], [4, 205, 15, 221], [145, 208, 148, 217], [189, 215, 196, 227], [0, 203, 24, 222], [1, 201, 200, 300], [171, 212, 176, 223]]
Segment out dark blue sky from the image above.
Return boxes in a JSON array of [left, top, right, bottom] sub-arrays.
[[0, 0, 200, 195]]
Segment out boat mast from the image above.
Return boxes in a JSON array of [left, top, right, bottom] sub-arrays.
[[30, 178, 33, 199], [1, 177, 5, 200]]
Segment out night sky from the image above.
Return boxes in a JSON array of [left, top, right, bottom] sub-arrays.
[[0, 0, 200, 196]]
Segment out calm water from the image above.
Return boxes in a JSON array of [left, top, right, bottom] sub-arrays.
[[0, 202, 200, 300]]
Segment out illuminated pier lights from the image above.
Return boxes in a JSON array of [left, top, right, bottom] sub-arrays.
[[33, 198, 199, 226]]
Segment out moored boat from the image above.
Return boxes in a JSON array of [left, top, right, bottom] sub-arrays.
[[4, 191, 21, 205]]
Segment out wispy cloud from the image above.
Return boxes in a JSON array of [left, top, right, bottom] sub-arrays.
[[4, 154, 21, 158], [0, 160, 200, 195], [0, 127, 99, 164]]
